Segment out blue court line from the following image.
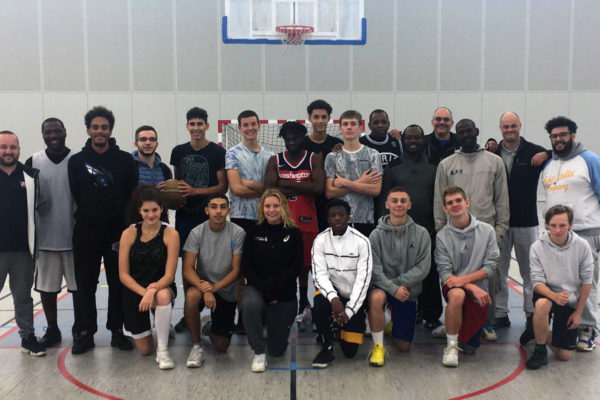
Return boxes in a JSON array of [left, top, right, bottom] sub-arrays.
[[222, 17, 367, 45]]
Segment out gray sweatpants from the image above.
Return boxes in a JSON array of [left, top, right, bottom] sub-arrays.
[[0, 252, 34, 339], [496, 226, 538, 318], [241, 285, 297, 356], [577, 233, 599, 328]]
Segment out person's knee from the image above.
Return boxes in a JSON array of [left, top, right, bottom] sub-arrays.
[[210, 334, 231, 353], [534, 298, 551, 315], [369, 290, 386, 309], [340, 340, 359, 358], [155, 289, 172, 306], [556, 349, 573, 361], [394, 339, 411, 352], [447, 289, 465, 306]]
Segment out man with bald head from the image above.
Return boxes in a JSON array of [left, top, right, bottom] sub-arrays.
[[484, 112, 548, 344], [424, 107, 459, 165], [434, 119, 509, 341]]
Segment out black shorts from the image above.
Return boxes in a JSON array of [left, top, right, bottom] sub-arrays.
[[122, 284, 176, 338], [533, 293, 578, 351], [198, 292, 237, 338]]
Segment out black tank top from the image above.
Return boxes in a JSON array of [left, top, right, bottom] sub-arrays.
[[129, 223, 168, 288]]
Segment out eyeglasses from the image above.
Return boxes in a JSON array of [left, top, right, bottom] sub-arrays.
[[549, 132, 570, 140], [137, 137, 157, 142], [434, 117, 451, 122]]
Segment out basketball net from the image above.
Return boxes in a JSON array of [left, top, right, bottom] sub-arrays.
[[276, 25, 314, 49]]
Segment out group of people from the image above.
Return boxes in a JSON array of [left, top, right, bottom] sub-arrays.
[[0, 99, 597, 373]]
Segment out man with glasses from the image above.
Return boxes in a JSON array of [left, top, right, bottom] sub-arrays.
[[425, 107, 459, 165], [541, 116, 600, 352], [132, 125, 172, 186]]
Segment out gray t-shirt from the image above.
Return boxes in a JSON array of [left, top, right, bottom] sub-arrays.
[[500, 144, 517, 175], [324, 145, 382, 224], [183, 220, 246, 302]]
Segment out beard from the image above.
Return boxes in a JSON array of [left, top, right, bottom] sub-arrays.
[[552, 139, 574, 157]]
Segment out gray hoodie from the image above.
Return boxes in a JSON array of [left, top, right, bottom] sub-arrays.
[[369, 215, 431, 300], [435, 214, 499, 293], [530, 230, 594, 307]]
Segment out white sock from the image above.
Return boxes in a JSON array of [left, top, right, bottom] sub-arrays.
[[192, 343, 201, 349], [372, 330, 384, 345], [154, 305, 172, 348], [446, 333, 458, 347]]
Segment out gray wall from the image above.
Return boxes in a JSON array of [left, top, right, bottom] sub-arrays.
[[1, 0, 600, 159]]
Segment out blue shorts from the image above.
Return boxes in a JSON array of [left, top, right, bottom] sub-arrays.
[[371, 287, 417, 342]]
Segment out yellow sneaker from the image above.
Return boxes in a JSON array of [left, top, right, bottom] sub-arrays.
[[369, 343, 386, 367], [384, 321, 393, 336]]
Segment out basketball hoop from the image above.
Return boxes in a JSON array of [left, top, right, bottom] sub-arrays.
[[276, 25, 314, 46]]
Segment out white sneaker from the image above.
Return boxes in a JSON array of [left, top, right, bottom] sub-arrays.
[[251, 353, 267, 372], [431, 325, 446, 338], [295, 307, 312, 331], [156, 346, 175, 370], [442, 343, 459, 367], [169, 325, 176, 339], [186, 346, 204, 368]]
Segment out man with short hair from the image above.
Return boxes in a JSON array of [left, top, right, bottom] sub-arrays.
[[24, 118, 77, 347], [181, 194, 245, 367], [541, 116, 600, 351], [68, 106, 138, 354], [526, 205, 593, 369], [265, 121, 325, 317], [424, 107, 459, 165], [483, 112, 548, 342], [436, 186, 499, 367], [0, 131, 46, 356], [311, 199, 372, 368], [378, 124, 442, 332], [325, 110, 382, 237], [359, 109, 403, 168], [368, 187, 431, 366], [434, 118, 509, 340], [132, 125, 172, 186]]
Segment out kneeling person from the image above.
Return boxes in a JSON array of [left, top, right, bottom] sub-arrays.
[[182, 194, 245, 367], [368, 187, 431, 366], [311, 199, 373, 368], [435, 186, 499, 367], [526, 205, 593, 370]]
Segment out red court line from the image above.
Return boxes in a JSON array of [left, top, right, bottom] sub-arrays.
[[448, 343, 527, 400], [0, 291, 71, 342], [508, 280, 524, 296], [57, 347, 124, 400]]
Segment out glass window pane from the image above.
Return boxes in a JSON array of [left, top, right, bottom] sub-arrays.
[[276, 2, 292, 26], [297, 3, 313, 26], [253, 0, 272, 31], [317, 0, 336, 33]]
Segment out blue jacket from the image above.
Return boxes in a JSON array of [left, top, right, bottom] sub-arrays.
[[132, 150, 172, 186]]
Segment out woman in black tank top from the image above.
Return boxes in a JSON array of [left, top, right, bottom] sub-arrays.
[[119, 186, 180, 370]]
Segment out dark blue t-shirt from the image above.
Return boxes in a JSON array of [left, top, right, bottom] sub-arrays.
[[0, 165, 29, 252]]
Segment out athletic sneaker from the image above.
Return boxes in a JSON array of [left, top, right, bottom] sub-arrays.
[[21, 334, 47, 357], [368, 343, 386, 367], [431, 325, 446, 338], [186, 346, 204, 368], [295, 306, 312, 332], [201, 314, 212, 336], [458, 342, 477, 355], [71, 332, 95, 355], [312, 346, 335, 369], [482, 323, 497, 341], [442, 343, 459, 367], [519, 317, 534, 346], [169, 325, 176, 339], [156, 346, 175, 370], [111, 329, 134, 351], [39, 325, 62, 347], [525, 346, 548, 370], [174, 317, 188, 333], [424, 319, 442, 331], [251, 353, 267, 372], [576, 326, 597, 352], [494, 316, 511, 329]]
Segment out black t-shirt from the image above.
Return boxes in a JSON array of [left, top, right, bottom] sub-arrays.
[[170, 142, 226, 217], [0, 165, 29, 251], [301, 135, 343, 158], [359, 134, 402, 168]]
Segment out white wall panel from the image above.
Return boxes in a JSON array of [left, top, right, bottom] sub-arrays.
[[264, 93, 309, 120], [570, 92, 600, 156], [42, 93, 89, 153], [132, 94, 177, 158], [350, 93, 395, 129], [308, 47, 351, 92], [220, 45, 262, 92], [0, 93, 43, 159], [394, 92, 438, 133], [220, 92, 264, 120], [525, 92, 570, 146], [438, 92, 482, 126], [572, 0, 600, 90], [265, 47, 306, 92]]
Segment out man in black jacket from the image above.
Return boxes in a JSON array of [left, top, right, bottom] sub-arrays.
[[485, 112, 549, 344], [68, 106, 138, 354], [424, 107, 459, 165]]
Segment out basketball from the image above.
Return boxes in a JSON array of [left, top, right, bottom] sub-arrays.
[[160, 179, 186, 209]]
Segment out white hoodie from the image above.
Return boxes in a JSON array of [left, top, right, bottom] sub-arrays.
[[530, 230, 594, 307]]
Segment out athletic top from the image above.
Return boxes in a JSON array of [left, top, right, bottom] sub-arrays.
[[129, 222, 171, 289], [359, 134, 403, 168], [276, 150, 318, 233]]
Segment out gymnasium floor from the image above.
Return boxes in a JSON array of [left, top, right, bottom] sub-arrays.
[[1, 258, 598, 400]]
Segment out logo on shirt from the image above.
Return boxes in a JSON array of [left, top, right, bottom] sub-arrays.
[[283, 235, 290, 243], [85, 163, 113, 188], [20, 181, 25, 188], [254, 236, 268, 242], [450, 169, 464, 176]]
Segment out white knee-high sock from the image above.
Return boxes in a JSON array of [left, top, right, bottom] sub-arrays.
[[155, 305, 172, 348]]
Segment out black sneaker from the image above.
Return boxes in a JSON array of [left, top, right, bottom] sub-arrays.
[[312, 346, 335, 369], [111, 329, 134, 351], [71, 332, 95, 355], [519, 317, 534, 346], [39, 325, 62, 347], [494, 316, 511, 329], [174, 316, 188, 333], [21, 334, 47, 357], [424, 319, 442, 331], [526, 346, 548, 370]]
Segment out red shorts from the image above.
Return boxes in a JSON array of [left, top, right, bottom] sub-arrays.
[[442, 284, 488, 346], [302, 231, 318, 268]]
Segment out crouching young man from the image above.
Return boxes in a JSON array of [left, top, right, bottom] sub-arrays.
[[367, 187, 431, 366], [526, 205, 593, 369], [435, 186, 499, 367]]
